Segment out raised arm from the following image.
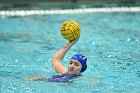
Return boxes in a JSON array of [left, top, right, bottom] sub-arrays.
[[52, 38, 79, 74]]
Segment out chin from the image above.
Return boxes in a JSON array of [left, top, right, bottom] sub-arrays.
[[68, 71, 79, 75], [68, 71, 75, 75]]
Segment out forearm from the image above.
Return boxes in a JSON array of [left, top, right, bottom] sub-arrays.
[[52, 38, 79, 73], [52, 41, 76, 62]]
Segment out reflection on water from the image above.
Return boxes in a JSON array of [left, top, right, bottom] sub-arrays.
[[0, 71, 21, 79], [0, 32, 31, 42]]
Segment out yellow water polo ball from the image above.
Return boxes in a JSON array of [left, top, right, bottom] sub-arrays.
[[60, 20, 80, 41]]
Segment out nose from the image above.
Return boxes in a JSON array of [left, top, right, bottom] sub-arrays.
[[69, 63, 74, 68]]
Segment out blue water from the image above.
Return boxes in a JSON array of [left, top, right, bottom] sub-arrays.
[[0, 12, 140, 93]]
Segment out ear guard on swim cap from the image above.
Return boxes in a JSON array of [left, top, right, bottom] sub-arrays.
[[71, 54, 87, 73]]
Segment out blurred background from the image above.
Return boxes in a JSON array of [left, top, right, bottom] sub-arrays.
[[0, 0, 140, 10]]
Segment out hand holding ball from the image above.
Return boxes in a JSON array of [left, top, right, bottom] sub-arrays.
[[60, 20, 80, 41]]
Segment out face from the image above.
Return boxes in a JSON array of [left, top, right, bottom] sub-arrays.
[[67, 59, 82, 75]]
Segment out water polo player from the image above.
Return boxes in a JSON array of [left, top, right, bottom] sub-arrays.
[[24, 20, 87, 82], [24, 38, 87, 82], [47, 38, 87, 82]]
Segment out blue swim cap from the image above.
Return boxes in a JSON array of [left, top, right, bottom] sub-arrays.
[[71, 54, 87, 73]]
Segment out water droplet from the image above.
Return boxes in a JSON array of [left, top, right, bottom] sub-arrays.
[[15, 59, 18, 62], [127, 38, 131, 42]]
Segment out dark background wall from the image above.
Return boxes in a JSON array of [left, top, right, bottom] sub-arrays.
[[0, 0, 140, 9]]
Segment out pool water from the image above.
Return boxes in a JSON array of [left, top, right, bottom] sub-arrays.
[[0, 12, 140, 93]]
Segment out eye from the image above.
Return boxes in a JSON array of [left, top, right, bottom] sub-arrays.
[[69, 61, 73, 65], [75, 62, 79, 66]]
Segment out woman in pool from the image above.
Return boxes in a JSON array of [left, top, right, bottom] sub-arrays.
[[25, 37, 87, 82]]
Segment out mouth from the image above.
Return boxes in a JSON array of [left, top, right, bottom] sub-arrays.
[[69, 69, 74, 72]]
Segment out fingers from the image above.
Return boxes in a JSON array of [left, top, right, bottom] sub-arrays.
[[69, 37, 80, 43]]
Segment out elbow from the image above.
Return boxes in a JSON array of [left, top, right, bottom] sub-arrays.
[[52, 58, 62, 64]]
